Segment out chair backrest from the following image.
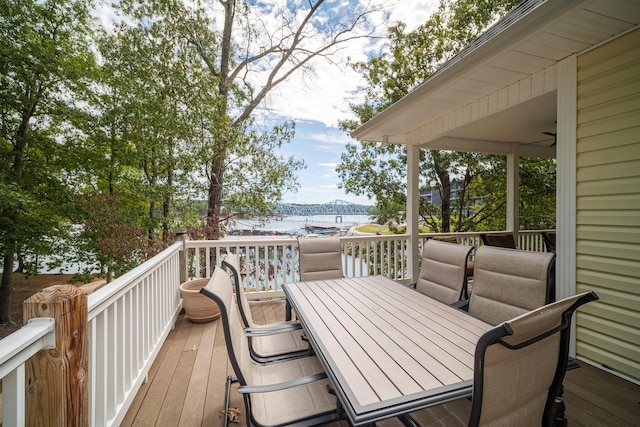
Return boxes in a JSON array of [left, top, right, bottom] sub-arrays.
[[297, 236, 344, 281], [480, 232, 517, 249], [200, 266, 251, 386], [201, 266, 340, 427], [222, 252, 255, 329], [416, 239, 473, 303], [469, 291, 598, 426], [432, 235, 458, 244], [542, 231, 556, 253], [469, 246, 556, 325]]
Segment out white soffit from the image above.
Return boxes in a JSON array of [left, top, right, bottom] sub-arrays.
[[351, 0, 640, 149]]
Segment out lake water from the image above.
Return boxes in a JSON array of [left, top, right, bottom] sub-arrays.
[[227, 214, 372, 236]]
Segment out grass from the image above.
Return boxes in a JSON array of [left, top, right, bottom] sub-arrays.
[[355, 223, 432, 234]]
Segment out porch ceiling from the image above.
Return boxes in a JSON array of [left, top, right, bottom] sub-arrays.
[[351, 0, 640, 154]]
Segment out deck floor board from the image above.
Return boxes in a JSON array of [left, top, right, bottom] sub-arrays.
[[122, 301, 640, 427], [179, 319, 219, 426]]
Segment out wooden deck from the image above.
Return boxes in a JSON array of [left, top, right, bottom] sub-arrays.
[[123, 301, 640, 427]]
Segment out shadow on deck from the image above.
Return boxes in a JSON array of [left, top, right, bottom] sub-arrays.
[[123, 301, 640, 427]]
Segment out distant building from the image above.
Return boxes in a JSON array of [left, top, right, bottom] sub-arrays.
[[421, 180, 483, 207]]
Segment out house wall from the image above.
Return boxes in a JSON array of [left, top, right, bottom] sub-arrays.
[[575, 28, 640, 382]]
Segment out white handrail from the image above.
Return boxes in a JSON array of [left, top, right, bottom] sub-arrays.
[[0, 317, 56, 427], [86, 242, 183, 427]]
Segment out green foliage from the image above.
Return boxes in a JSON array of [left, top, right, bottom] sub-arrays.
[[1, 0, 338, 295], [519, 158, 557, 229], [113, 0, 320, 239], [339, 0, 555, 233], [336, 141, 407, 224], [0, 0, 392, 323], [224, 120, 305, 221], [0, 0, 98, 321]]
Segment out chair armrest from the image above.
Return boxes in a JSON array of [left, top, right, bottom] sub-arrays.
[[286, 300, 293, 321], [245, 323, 302, 336], [451, 299, 469, 311], [248, 298, 286, 306], [237, 372, 328, 394]]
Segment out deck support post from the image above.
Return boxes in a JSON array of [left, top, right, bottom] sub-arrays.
[[176, 227, 189, 284], [23, 285, 88, 426], [406, 144, 420, 283]]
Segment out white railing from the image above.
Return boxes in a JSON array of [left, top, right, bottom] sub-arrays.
[[184, 234, 417, 298], [86, 241, 183, 427], [0, 318, 56, 426], [184, 230, 551, 298], [0, 229, 551, 425]]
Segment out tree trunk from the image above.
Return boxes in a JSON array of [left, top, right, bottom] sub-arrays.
[[206, 157, 226, 240], [0, 251, 15, 323], [2, 106, 34, 322], [456, 166, 473, 231], [432, 151, 451, 233], [14, 251, 25, 273], [12, 111, 31, 178], [162, 169, 172, 246], [148, 198, 156, 247], [440, 177, 451, 232], [205, 0, 235, 241]]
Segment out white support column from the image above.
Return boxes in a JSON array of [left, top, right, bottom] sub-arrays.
[[407, 144, 420, 283], [556, 54, 578, 302], [506, 147, 520, 234], [557, 55, 578, 355]]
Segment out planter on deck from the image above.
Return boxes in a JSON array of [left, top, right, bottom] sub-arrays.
[[179, 278, 220, 323]]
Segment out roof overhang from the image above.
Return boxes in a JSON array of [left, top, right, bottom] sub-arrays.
[[351, 0, 640, 156]]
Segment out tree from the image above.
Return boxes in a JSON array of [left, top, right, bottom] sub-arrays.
[[123, 0, 387, 239], [92, 13, 204, 262], [0, 0, 98, 322], [337, 141, 408, 225], [338, 0, 554, 232]]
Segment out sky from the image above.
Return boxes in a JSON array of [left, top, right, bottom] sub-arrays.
[[95, 0, 440, 206], [256, 1, 440, 205]]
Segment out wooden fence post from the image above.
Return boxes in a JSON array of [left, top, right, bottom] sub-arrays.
[[176, 227, 188, 284], [23, 284, 88, 426]]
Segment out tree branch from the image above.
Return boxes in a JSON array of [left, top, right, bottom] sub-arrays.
[[230, 0, 384, 126]]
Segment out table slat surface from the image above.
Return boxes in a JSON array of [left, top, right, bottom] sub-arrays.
[[284, 276, 492, 425]]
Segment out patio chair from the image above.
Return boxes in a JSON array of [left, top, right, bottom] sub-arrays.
[[297, 236, 344, 281], [380, 291, 599, 427], [287, 236, 345, 321], [200, 267, 344, 427], [431, 235, 474, 278], [480, 232, 517, 249], [221, 253, 311, 364], [465, 246, 556, 325], [413, 239, 474, 304], [542, 231, 556, 253]]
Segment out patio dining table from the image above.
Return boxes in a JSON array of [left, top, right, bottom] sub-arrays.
[[283, 275, 492, 425]]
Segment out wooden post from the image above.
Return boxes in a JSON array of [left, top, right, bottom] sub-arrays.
[[23, 284, 88, 426], [176, 227, 188, 284]]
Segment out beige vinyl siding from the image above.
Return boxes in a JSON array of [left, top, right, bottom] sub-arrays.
[[576, 28, 640, 382]]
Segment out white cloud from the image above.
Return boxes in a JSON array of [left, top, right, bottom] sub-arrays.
[[305, 129, 351, 143], [388, 0, 439, 32]]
